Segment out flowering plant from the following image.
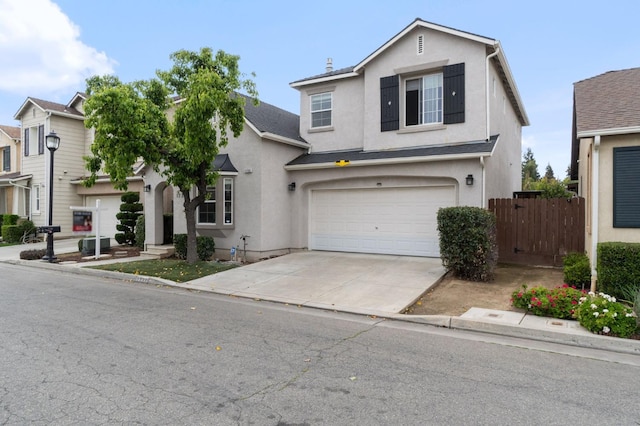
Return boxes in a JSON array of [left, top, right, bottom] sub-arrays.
[[576, 292, 638, 338], [511, 284, 585, 319]]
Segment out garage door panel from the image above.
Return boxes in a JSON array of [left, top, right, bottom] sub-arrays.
[[311, 186, 456, 257]]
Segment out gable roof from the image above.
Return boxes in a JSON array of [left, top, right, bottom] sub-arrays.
[[286, 135, 498, 169], [0, 124, 21, 140], [290, 18, 528, 127], [14, 97, 84, 120], [574, 67, 640, 135], [236, 94, 307, 147]]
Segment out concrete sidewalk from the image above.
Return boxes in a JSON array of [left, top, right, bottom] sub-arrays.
[[2, 241, 639, 356]]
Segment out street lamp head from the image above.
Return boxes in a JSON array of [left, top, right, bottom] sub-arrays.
[[46, 131, 60, 151]]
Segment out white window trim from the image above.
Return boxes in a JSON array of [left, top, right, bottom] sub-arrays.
[[404, 72, 443, 127], [33, 184, 41, 214], [223, 178, 233, 225], [310, 92, 332, 128]]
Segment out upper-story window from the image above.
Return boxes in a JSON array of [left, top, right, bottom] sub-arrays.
[[405, 73, 443, 126], [23, 125, 44, 156], [2, 146, 10, 171], [310, 92, 332, 128]]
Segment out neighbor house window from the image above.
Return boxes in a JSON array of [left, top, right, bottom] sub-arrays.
[[613, 146, 640, 227], [2, 146, 9, 171], [405, 73, 443, 126], [223, 178, 233, 224], [311, 92, 332, 128], [24, 125, 44, 156], [33, 184, 41, 213], [198, 186, 216, 224]]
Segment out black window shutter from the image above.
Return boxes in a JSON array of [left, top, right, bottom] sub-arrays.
[[380, 75, 399, 132], [613, 146, 640, 228], [443, 63, 465, 124], [24, 128, 29, 156], [38, 125, 44, 154]]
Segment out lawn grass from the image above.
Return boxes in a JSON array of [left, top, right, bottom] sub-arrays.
[[88, 258, 239, 282]]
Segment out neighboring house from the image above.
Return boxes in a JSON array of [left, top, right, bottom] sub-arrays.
[[570, 67, 640, 278], [151, 18, 528, 259], [13, 94, 144, 238], [0, 124, 25, 216]]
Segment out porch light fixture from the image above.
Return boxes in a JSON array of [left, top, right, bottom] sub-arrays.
[[144, 184, 151, 192], [466, 174, 474, 186], [288, 182, 296, 191]]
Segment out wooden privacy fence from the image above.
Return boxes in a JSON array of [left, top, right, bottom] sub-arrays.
[[488, 197, 585, 267]]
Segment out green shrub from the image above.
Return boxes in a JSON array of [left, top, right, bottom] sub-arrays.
[[2, 225, 22, 243], [115, 192, 143, 246], [437, 206, 497, 281], [563, 252, 591, 289], [576, 292, 638, 338], [20, 248, 47, 260], [135, 215, 145, 249], [597, 242, 640, 300], [173, 233, 215, 261], [511, 284, 585, 319], [2, 214, 19, 226]]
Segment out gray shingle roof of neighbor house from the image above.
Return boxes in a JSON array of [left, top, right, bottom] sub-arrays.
[[286, 135, 498, 168], [574, 67, 640, 134], [0, 124, 21, 139], [14, 97, 83, 119], [238, 94, 306, 144]]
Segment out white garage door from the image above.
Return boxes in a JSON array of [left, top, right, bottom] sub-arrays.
[[310, 186, 456, 257], [86, 196, 122, 239]]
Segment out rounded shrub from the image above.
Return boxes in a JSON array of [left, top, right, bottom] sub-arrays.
[[563, 252, 591, 288]]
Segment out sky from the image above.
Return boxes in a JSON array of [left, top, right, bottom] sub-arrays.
[[1, 0, 638, 179]]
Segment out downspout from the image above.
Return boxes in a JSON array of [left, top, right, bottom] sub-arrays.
[[480, 156, 486, 208], [590, 135, 600, 293], [486, 47, 500, 141]]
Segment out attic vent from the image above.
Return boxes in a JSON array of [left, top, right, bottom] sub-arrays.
[[417, 35, 424, 55], [326, 58, 333, 73]]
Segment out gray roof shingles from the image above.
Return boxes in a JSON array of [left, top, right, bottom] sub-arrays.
[[287, 135, 497, 166], [574, 67, 640, 133], [239, 94, 305, 143]]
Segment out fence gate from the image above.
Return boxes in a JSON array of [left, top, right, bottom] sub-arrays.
[[488, 197, 585, 267]]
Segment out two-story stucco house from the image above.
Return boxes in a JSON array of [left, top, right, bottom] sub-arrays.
[[154, 18, 528, 260], [570, 67, 640, 277], [13, 94, 144, 238], [0, 124, 24, 216]]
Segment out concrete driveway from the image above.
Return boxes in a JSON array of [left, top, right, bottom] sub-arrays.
[[185, 251, 447, 316]]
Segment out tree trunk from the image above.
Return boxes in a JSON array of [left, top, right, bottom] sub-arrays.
[[181, 188, 198, 264]]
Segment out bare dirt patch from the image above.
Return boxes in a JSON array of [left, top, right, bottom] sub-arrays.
[[56, 246, 142, 263], [403, 264, 565, 316]]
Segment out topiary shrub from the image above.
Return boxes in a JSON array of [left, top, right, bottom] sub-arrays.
[[173, 233, 214, 261], [437, 206, 498, 281], [597, 242, 640, 301], [20, 248, 47, 260], [135, 215, 145, 249], [2, 225, 23, 243], [563, 252, 591, 289], [115, 192, 143, 245], [2, 214, 19, 226]]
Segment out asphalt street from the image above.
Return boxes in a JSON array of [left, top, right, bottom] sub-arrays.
[[1, 263, 639, 425]]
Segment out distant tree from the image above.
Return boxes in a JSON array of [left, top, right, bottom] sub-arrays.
[[544, 163, 555, 180], [531, 178, 572, 199], [521, 148, 540, 189], [83, 48, 258, 263], [566, 164, 572, 179]]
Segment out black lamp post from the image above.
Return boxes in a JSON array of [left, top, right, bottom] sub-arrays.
[[43, 131, 60, 262]]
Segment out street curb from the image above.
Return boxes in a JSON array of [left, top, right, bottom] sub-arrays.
[[387, 313, 640, 356]]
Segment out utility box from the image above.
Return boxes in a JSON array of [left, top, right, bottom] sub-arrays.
[[81, 237, 111, 256]]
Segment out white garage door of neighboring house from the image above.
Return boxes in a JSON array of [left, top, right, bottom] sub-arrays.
[[86, 195, 122, 239], [310, 186, 456, 257]]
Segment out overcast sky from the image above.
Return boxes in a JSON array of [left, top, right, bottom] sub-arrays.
[[1, 0, 638, 179]]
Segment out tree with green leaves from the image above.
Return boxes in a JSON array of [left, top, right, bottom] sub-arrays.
[[83, 48, 258, 263], [521, 148, 540, 190]]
